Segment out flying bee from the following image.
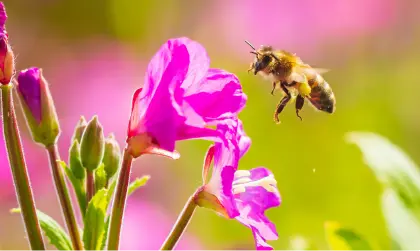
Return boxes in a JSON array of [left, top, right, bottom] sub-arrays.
[[245, 40, 336, 123]]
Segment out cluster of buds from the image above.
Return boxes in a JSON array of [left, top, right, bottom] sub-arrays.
[[69, 116, 121, 191]]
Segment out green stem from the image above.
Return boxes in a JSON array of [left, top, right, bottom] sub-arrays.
[[1, 84, 45, 250], [160, 194, 197, 250], [46, 145, 83, 250], [107, 149, 133, 250], [86, 170, 94, 203]]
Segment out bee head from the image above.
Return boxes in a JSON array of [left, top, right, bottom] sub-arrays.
[[245, 40, 279, 75], [254, 54, 272, 75]]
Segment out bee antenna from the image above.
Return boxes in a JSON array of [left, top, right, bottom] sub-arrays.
[[245, 40, 257, 51], [270, 53, 280, 62], [250, 51, 258, 55]]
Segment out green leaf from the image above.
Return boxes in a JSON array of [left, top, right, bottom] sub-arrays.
[[99, 217, 111, 250], [95, 163, 107, 193], [128, 175, 150, 195], [324, 221, 371, 250], [83, 188, 108, 250], [382, 189, 420, 249], [11, 208, 72, 250], [59, 161, 87, 217], [346, 132, 420, 213]]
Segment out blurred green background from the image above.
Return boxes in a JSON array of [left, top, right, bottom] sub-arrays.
[[1, 0, 420, 249]]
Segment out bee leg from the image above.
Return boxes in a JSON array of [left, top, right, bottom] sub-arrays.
[[270, 82, 277, 95], [273, 83, 291, 124], [247, 63, 254, 73], [283, 81, 297, 87], [295, 95, 305, 121]]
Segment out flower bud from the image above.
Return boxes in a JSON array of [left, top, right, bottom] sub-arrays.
[[103, 133, 121, 180], [72, 116, 87, 143], [0, 3, 15, 85], [80, 116, 105, 172], [16, 68, 60, 146], [69, 140, 85, 180]]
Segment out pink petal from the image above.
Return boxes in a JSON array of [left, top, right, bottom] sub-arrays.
[[184, 69, 247, 123]]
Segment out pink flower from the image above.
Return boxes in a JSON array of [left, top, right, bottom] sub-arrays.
[[127, 37, 247, 157], [198, 119, 281, 250]]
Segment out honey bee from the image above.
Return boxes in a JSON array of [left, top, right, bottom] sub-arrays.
[[245, 40, 336, 123]]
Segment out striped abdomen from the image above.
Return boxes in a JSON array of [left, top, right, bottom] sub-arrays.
[[307, 75, 336, 113]]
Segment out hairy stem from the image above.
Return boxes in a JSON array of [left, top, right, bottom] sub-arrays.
[[160, 194, 197, 250], [46, 144, 83, 250], [86, 170, 94, 203], [107, 149, 133, 250], [1, 84, 45, 250]]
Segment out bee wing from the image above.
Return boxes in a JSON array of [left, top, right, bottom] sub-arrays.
[[298, 64, 330, 74], [287, 71, 307, 84], [312, 68, 330, 74]]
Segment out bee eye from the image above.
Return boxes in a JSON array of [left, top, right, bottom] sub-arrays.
[[262, 55, 271, 64]]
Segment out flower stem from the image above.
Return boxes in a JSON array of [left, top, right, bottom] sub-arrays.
[[160, 194, 197, 250], [46, 144, 83, 250], [86, 170, 94, 203], [107, 148, 133, 250], [1, 84, 45, 250]]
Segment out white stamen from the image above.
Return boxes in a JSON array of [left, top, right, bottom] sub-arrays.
[[232, 171, 277, 194], [234, 170, 251, 179]]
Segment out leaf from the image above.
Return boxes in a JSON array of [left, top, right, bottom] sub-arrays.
[[324, 221, 371, 250], [382, 189, 420, 249], [99, 217, 110, 250], [83, 188, 108, 250], [95, 163, 107, 193], [128, 175, 150, 195], [346, 132, 420, 214], [59, 161, 87, 217], [11, 208, 72, 250]]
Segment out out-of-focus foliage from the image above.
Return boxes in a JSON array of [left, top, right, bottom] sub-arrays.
[[348, 132, 420, 249], [324, 221, 372, 250]]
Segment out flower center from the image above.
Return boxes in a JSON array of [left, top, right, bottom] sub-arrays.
[[232, 170, 277, 194]]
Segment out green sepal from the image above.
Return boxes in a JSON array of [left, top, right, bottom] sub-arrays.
[[80, 116, 105, 172], [194, 188, 228, 218], [11, 208, 72, 250]]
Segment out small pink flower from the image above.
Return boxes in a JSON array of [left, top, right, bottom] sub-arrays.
[[127, 37, 247, 158], [198, 118, 281, 250]]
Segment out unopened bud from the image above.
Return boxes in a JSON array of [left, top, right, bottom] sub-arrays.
[[69, 140, 85, 180], [80, 116, 105, 171], [16, 67, 60, 146], [103, 133, 121, 180], [72, 116, 87, 143], [0, 3, 14, 85]]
